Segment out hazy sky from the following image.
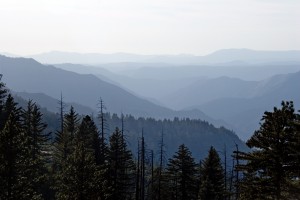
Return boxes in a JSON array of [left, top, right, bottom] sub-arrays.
[[0, 0, 299, 55]]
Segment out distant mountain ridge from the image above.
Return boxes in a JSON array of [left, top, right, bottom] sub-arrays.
[[26, 49, 300, 65], [2, 53, 299, 141], [0, 54, 249, 160], [187, 71, 300, 140], [0, 54, 229, 129], [51, 62, 300, 140]]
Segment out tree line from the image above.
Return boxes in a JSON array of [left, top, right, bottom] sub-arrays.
[[0, 76, 300, 199]]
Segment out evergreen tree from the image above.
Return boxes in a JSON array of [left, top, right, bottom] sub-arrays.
[[64, 106, 79, 140], [237, 101, 300, 199], [21, 101, 51, 199], [287, 106, 300, 197], [108, 127, 136, 200], [55, 115, 102, 199], [0, 94, 27, 199], [53, 106, 79, 168], [198, 146, 224, 200], [166, 144, 198, 200], [53, 106, 80, 197]]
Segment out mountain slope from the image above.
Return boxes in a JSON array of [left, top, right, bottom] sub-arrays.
[[194, 71, 300, 140], [0, 55, 226, 128], [12, 91, 95, 115], [162, 76, 257, 109], [11, 92, 248, 161], [54, 63, 201, 103]]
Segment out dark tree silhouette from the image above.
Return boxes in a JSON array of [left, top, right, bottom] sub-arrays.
[[199, 146, 225, 200], [166, 144, 198, 200], [237, 101, 300, 199]]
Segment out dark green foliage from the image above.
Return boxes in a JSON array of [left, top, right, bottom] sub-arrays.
[[55, 115, 103, 199], [149, 167, 169, 200], [198, 146, 224, 200], [53, 106, 79, 167], [107, 114, 247, 161], [53, 106, 79, 197], [64, 106, 79, 140], [21, 100, 51, 199], [165, 144, 198, 200], [288, 109, 300, 188], [3, 75, 300, 200], [108, 127, 136, 200], [12, 94, 59, 137], [0, 95, 27, 199], [237, 101, 300, 199]]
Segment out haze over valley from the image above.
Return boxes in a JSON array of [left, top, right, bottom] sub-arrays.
[[39, 49, 300, 140], [1, 0, 300, 199], [1, 49, 300, 141]]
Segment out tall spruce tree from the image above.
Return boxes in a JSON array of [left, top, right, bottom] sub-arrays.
[[53, 106, 80, 197], [198, 146, 225, 200], [0, 94, 27, 199], [55, 115, 102, 199], [108, 127, 136, 200], [53, 106, 79, 167], [237, 101, 300, 199], [166, 144, 198, 200], [21, 100, 51, 199]]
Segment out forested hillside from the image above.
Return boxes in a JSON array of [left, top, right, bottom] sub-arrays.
[[2, 0, 299, 198], [1, 75, 299, 199], [11, 80, 246, 160]]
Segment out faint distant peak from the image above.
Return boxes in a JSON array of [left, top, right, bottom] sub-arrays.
[[22, 49, 300, 65], [203, 49, 300, 64], [0, 52, 20, 58]]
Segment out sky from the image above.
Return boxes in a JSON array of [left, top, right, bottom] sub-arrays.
[[0, 0, 299, 56]]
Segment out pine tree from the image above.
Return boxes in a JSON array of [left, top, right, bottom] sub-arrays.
[[0, 94, 27, 199], [166, 144, 198, 200], [55, 115, 103, 199], [53, 106, 79, 168], [237, 101, 299, 199], [21, 100, 51, 199], [108, 127, 136, 200], [287, 106, 300, 198], [53, 106, 80, 197], [198, 146, 224, 200]]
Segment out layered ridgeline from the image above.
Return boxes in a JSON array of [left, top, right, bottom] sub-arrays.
[[54, 62, 300, 140], [162, 72, 300, 139], [28, 49, 300, 65], [3, 52, 299, 141], [0, 55, 227, 128], [0, 54, 246, 160], [1, 74, 298, 199], [48, 48, 300, 141]]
